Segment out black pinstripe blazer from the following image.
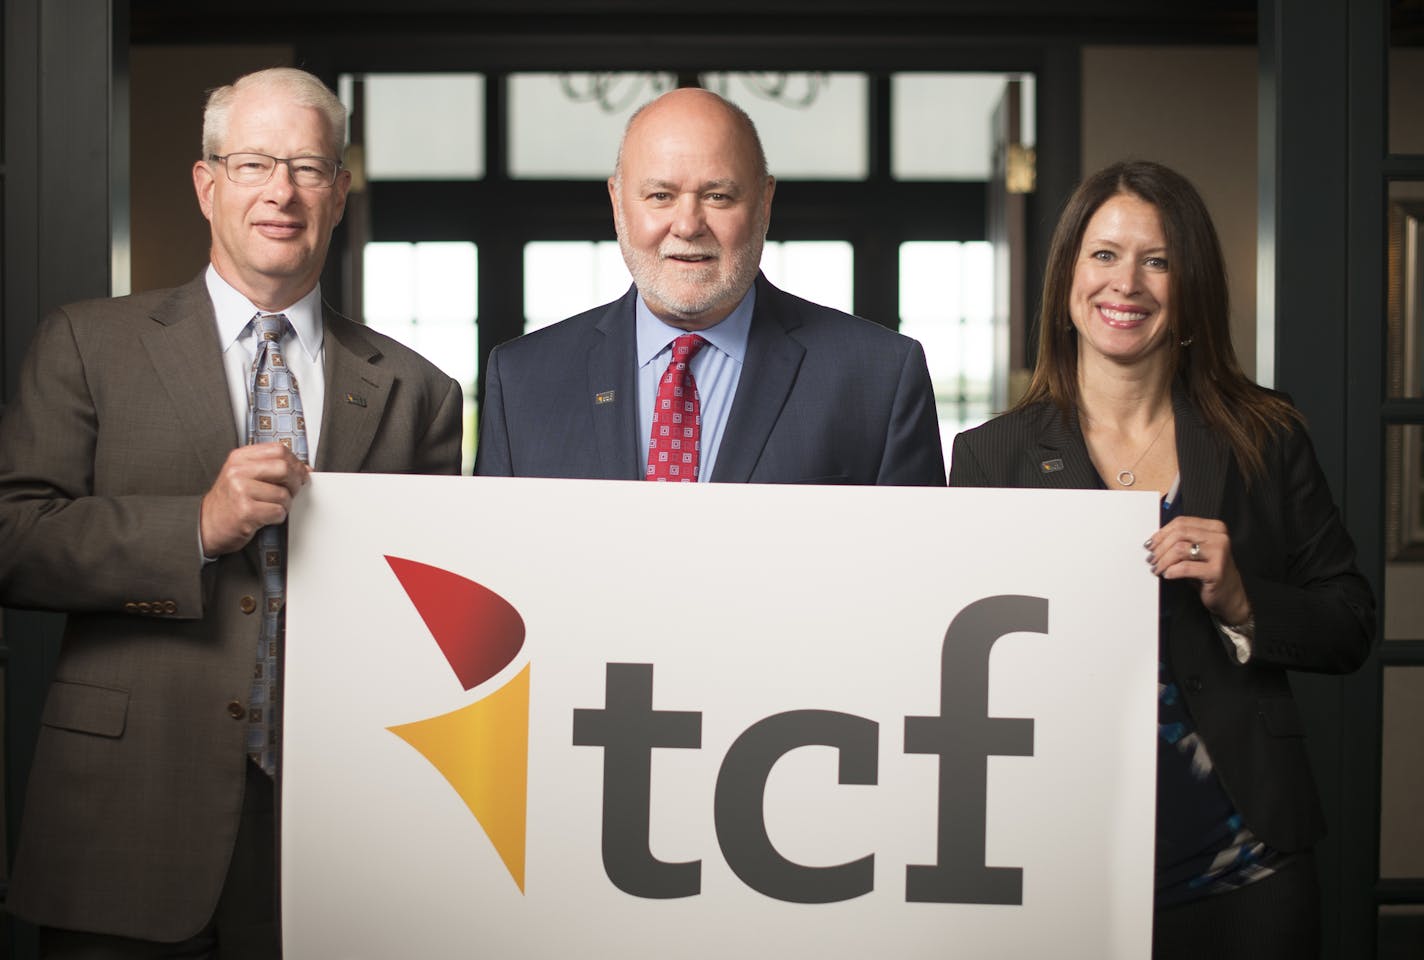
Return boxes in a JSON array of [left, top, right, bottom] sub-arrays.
[[948, 386, 1374, 853]]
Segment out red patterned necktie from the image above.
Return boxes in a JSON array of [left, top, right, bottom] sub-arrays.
[[646, 333, 707, 482]]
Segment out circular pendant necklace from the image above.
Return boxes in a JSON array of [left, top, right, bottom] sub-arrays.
[[1115, 414, 1171, 487]]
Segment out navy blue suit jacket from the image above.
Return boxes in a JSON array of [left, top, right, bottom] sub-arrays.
[[476, 275, 946, 485]]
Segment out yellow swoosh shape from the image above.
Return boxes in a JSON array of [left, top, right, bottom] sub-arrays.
[[388, 664, 530, 891]]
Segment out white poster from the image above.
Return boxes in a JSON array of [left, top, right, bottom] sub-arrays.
[[284, 476, 1159, 958]]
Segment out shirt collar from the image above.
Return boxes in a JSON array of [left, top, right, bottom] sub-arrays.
[[205, 264, 325, 362], [635, 282, 756, 370]]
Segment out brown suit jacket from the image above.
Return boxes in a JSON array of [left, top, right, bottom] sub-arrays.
[[0, 274, 462, 940]]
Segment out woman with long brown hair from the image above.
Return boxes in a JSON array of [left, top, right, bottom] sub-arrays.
[[949, 160, 1374, 958]]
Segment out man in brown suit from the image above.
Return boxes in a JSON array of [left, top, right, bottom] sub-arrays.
[[0, 67, 461, 955]]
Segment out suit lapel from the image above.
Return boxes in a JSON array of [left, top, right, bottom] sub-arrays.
[[317, 309, 394, 473], [710, 277, 805, 483], [1160, 386, 1232, 640], [590, 291, 642, 480], [139, 275, 263, 572], [1024, 404, 1102, 489], [139, 277, 240, 484], [1171, 384, 1230, 520]]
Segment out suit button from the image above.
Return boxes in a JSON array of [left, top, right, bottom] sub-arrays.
[[1187, 676, 1204, 694], [163, 600, 178, 615], [123, 601, 138, 613], [227, 700, 245, 720], [240, 596, 257, 614], [138, 601, 152, 614]]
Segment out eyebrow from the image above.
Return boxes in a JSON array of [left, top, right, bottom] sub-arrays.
[[637, 178, 741, 192], [1085, 237, 1167, 253]]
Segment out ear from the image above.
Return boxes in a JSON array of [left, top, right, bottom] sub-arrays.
[[332, 167, 354, 226], [760, 176, 776, 228], [193, 160, 217, 221]]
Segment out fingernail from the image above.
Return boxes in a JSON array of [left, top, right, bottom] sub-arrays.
[[1145, 554, 1156, 565], [1143, 538, 1154, 549]]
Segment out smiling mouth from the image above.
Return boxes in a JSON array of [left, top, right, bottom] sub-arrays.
[[1098, 305, 1150, 326]]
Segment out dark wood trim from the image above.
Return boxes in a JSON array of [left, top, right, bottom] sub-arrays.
[[1380, 640, 1424, 663], [1383, 398, 1424, 422], [1344, 0, 1389, 953], [130, 2, 1259, 49], [1378, 879, 1424, 904], [365, 180, 989, 243], [2, 0, 40, 406], [1262, 2, 1390, 957], [3, 8, 128, 956], [1384, 155, 1424, 179], [1025, 42, 1080, 367]]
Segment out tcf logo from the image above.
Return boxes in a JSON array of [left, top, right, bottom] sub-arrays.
[[387, 558, 1049, 906]]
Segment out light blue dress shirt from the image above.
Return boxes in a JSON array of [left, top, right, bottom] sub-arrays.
[[635, 287, 755, 481]]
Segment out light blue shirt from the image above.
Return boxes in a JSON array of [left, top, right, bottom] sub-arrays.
[[635, 287, 754, 481]]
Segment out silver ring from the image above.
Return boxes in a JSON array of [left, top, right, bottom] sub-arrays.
[[1189, 542, 1201, 560]]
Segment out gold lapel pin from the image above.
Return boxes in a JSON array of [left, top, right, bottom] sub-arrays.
[[594, 390, 615, 405], [1040, 458, 1064, 473], [345, 393, 368, 407]]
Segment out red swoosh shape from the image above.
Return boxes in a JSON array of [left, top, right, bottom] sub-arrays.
[[385, 556, 526, 690]]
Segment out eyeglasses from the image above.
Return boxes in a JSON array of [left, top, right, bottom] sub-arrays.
[[208, 152, 342, 188]]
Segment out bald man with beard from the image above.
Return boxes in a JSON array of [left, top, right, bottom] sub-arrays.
[[475, 87, 944, 486]]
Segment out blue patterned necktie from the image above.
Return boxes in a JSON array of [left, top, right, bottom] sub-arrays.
[[246, 313, 308, 775]]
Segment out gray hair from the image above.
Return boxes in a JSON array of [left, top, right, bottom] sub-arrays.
[[201, 67, 347, 160], [612, 89, 769, 187]]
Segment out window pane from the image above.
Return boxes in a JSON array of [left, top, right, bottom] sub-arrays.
[[1388, 181, 1424, 399], [1381, 666, 1424, 878], [1386, 424, 1424, 567], [509, 72, 867, 181], [759, 241, 853, 313], [899, 241, 994, 462], [524, 241, 631, 332], [357, 74, 484, 180], [1385, 560, 1424, 641], [363, 241, 479, 471], [892, 73, 1035, 181], [509, 73, 673, 179], [363, 242, 417, 324], [523, 239, 854, 334], [708, 72, 868, 180]]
